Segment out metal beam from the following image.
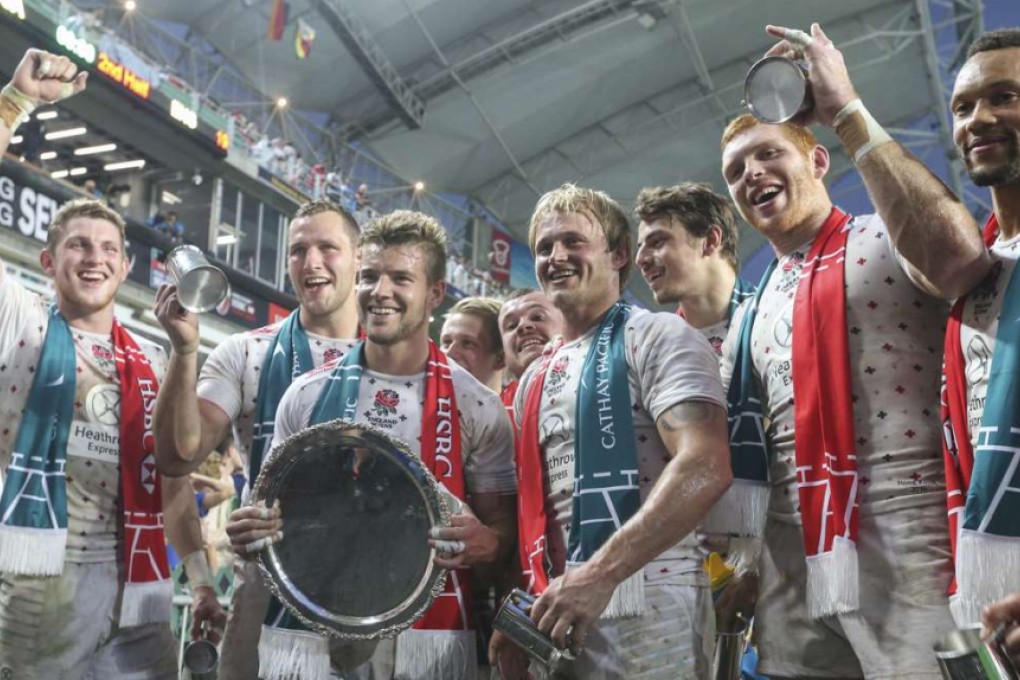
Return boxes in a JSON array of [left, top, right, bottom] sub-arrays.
[[315, 0, 426, 129], [402, 0, 541, 197]]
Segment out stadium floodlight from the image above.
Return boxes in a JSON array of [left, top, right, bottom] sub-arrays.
[[276, 97, 288, 108], [45, 127, 87, 140], [36, 111, 58, 120], [69, 167, 87, 176], [74, 143, 117, 156], [40, 151, 57, 160], [414, 181, 425, 192], [51, 170, 69, 179], [104, 159, 146, 171], [125, 0, 137, 11]]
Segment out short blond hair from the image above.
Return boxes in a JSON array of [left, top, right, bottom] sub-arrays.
[[359, 210, 447, 284], [47, 198, 126, 251], [293, 199, 359, 246], [720, 114, 821, 157], [528, 183, 632, 289], [447, 296, 503, 353]]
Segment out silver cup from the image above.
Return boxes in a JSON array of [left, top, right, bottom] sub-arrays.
[[182, 638, 218, 678], [714, 615, 748, 680], [494, 589, 575, 674], [744, 56, 813, 124], [166, 245, 230, 313], [934, 625, 1019, 679]]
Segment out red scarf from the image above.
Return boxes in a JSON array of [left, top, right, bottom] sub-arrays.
[[113, 322, 172, 627], [414, 345, 472, 631], [791, 207, 860, 617], [516, 351, 558, 595], [940, 214, 998, 600], [501, 380, 518, 420]]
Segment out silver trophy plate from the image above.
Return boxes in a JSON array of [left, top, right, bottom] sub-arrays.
[[251, 420, 451, 640]]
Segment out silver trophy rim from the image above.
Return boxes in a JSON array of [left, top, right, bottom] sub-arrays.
[[251, 418, 452, 640], [744, 55, 808, 124]]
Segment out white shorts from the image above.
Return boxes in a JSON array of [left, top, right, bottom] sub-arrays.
[[0, 561, 176, 680], [534, 582, 714, 680], [754, 506, 956, 679], [219, 559, 378, 680]]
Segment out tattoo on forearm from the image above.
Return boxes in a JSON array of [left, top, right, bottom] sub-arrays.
[[658, 400, 720, 432]]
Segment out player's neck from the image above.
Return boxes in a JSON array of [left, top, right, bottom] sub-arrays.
[[299, 301, 358, 339], [678, 266, 736, 329], [562, 295, 619, 342], [60, 300, 115, 335], [363, 332, 431, 376], [992, 183, 1020, 242]]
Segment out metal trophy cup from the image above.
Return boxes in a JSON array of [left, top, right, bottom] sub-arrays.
[[182, 638, 218, 679], [493, 589, 575, 674], [744, 56, 813, 124], [165, 245, 230, 313], [251, 420, 454, 640], [713, 614, 748, 680], [934, 625, 1019, 679]]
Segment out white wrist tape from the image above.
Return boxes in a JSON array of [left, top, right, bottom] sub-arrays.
[[834, 98, 893, 164], [182, 550, 214, 589]]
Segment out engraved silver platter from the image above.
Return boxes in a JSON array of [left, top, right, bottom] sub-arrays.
[[251, 420, 451, 640]]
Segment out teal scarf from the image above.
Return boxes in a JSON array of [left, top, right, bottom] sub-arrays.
[[704, 260, 779, 538], [0, 304, 75, 575], [249, 311, 313, 484], [730, 277, 756, 321], [567, 301, 639, 564]]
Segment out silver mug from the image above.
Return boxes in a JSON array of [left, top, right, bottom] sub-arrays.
[[166, 245, 230, 313], [182, 638, 218, 678], [493, 588, 575, 673], [714, 615, 748, 680], [934, 625, 1019, 680], [744, 56, 813, 124]]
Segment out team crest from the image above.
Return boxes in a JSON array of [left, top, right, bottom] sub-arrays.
[[777, 252, 805, 294], [91, 344, 114, 363], [323, 348, 343, 364], [547, 356, 570, 389], [373, 389, 400, 416]]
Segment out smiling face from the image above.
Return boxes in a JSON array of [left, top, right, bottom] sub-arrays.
[[533, 210, 627, 319], [41, 216, 128, 322], [288, 210, 358, 324], [952, 47, 1020, 188], [498, 292, 563, 379], [722, 123, 830, 242], [635, 215, 713, 304], [440, 311, 505, 385], [357, 243, 444, 347]]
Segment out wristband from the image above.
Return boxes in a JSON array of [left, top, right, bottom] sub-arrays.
[[182, 550, 215, 590], [0, 85, 36, 133], [834, 98, 893, 164]]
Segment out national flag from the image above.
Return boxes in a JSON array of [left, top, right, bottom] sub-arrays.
[[267, 0, 288, 41], [295, 18, 316, 59]]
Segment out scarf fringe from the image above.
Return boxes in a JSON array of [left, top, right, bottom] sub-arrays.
[[601, 570, 645, 619], [727, 536, 764, 575], [120, 578, 172, 628], [258, 625, 330, 680], [701, 480, 769, 537], [0, 526, 66, 575], [393, 629, 477, 680], [953, 530, 1020, 626], [805, 536, 858, 619]]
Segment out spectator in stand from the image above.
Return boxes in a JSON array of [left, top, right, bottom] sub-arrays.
[[270, 137, 288, 175], [355, 183, 371, 211], [154, 211, 185, 241], [191, 451, 238, 572], [18, 115, 43, 163], [82, 178, 103, 200]]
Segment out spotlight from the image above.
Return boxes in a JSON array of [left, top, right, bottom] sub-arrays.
[[276, 97, 288, 108], [413, 181, 425, 192], [125, 0, 136, 11]]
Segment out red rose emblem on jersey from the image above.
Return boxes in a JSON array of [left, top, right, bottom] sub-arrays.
[[547, 356, 570, 389], [323, 348, 342, 364], [373, 389, 400, 416]]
